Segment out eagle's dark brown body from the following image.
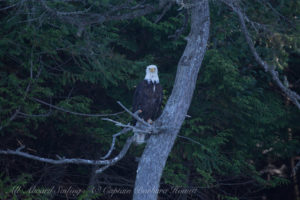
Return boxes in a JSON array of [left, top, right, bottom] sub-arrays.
[[132, 80, 163, 123]]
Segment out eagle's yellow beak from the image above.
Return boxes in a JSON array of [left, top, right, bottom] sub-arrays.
[[150, 68, 155, 72]]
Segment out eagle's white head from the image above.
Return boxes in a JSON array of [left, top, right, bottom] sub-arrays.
[[144, 65, 159, 84]]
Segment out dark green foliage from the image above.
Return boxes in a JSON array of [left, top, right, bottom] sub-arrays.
[[162, 1, 300, 199], [0, 173, 47, 200], [0, 0, 299, 199]]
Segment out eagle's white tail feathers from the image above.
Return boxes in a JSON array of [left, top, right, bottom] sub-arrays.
[[133, 122, 146, 145], [134, 132, 146, 145]]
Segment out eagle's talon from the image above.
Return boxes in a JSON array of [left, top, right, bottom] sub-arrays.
[[147, 119, 153, 124]]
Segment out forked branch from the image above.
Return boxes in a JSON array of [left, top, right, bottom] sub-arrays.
[[0, 101, 147, 174], [0, 136, 133, 174]]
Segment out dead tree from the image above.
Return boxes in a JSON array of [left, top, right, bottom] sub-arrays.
[[132, 0, 210, 199]]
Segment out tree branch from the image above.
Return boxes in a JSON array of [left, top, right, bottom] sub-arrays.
[[40, 0, 170, 27], [253, 0, 294, 27], [0, 100, 151, 174], [0, 136, 134, 174], [116, 101, 151, 128], [31, 97, 124, 117], [177, 135, 204, 146], [0, 3, 17, 11], [292, 160, 300, 177], [96, 136, 134, 173], [154, 2, 173, 23], [222, 0, 300, 110], [18, 111, 52, 118], [102, 118, 150, 133], [168, 10, 189, 40], [101, 128, 131, 160]]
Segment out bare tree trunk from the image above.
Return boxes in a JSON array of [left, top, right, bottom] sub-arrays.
[[291, 157, 300, 200], [289, 128, 300, 200], [133, 1, 210, 199]]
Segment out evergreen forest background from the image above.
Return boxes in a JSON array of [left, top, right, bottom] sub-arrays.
[[0, 0, 299, 199]]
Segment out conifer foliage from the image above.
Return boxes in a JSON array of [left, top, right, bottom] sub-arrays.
[[0, 0, 299, 199]]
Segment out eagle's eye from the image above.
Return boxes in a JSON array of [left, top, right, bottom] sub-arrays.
[[149, 68, 156, 72]]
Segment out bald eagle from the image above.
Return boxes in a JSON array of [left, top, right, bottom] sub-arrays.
[[132, 65, 163, 144]]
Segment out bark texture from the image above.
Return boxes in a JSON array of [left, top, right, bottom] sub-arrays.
[[133, 0, 210, 199]]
